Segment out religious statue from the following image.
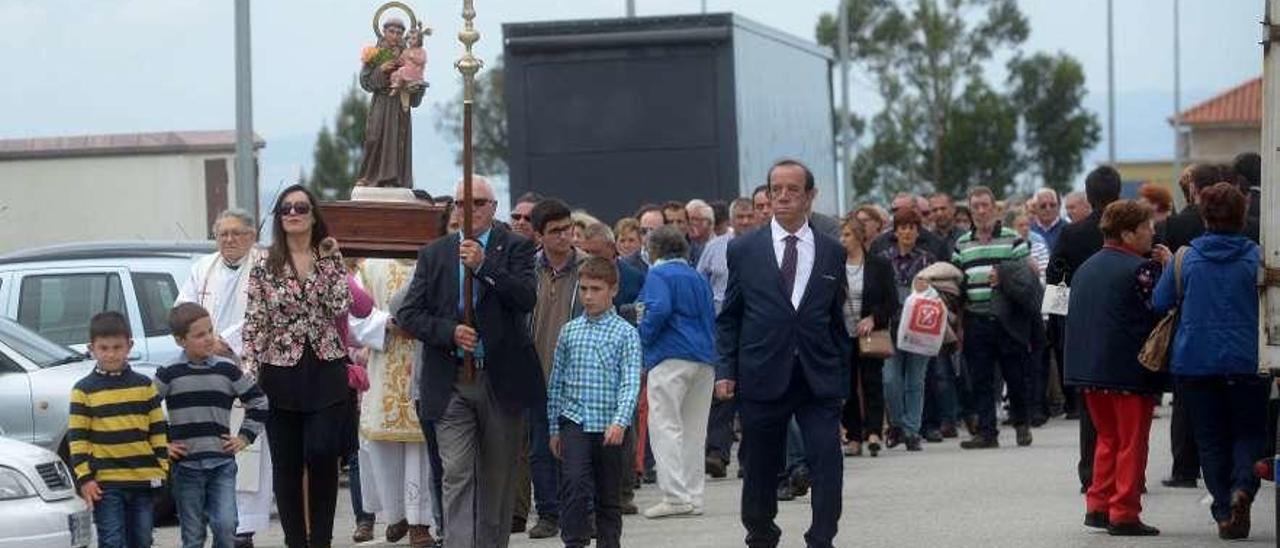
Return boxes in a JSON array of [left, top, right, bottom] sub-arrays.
[[356, 2, 430, 188]]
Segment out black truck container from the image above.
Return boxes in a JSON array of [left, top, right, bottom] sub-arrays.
[[503, 13, 837, 224]]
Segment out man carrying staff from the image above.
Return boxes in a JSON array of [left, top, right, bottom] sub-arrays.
[[175, 209, 269, 548], [397, 176, 543, 548]]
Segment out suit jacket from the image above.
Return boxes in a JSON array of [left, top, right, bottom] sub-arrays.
[[716, 223, 852, 402], [1047, 210, 1103, 286], [396, 225, 545, 421]]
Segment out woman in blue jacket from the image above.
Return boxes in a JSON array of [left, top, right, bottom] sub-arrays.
[[1152, 182, 1265, 540]]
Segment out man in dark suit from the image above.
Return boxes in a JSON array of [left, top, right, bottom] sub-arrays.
[[1048, 165, 1121, 493], [716, 159, 851, 548], [397, 176, 543, 548]]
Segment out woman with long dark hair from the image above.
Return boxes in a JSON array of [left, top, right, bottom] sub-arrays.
[[242, 184, 352, 548], [838, 215, 897, 457]]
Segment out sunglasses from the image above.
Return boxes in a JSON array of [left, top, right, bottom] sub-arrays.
[[276, 202, 312, 216], [511, 213, 531, 222]]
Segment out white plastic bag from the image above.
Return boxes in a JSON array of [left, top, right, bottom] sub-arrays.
[[896, 287, 947, 357], [1041, 283, 1070, 316]]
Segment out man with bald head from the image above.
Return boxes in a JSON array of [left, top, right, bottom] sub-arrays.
[[397, 176, 543, 547]]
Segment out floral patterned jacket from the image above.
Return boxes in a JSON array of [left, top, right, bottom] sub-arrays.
[[242, 253, 351, 374]]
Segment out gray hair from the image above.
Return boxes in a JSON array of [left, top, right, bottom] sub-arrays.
[[1064, 191, 1087, 204], [215, 208, 256, 232], [730, 197, 753, 213], [1035, 188, 1060, 203], [582, 222, 615, 243], [647, 225, 689, 261], [686, 199, 715, 223]]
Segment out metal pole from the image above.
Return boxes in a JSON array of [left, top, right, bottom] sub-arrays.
[[457, 0, 482, 384], [626, 0, 635, 17], [1172, 0, 1182, 183], [1264, 2, 1280, 540], [1107, 0, 1116, 164], [701, 0, 707, 14], [233, 0, 256, 222], [837, 0, 851, 213]]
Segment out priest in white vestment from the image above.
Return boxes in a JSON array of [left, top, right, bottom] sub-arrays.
[[176, 209, 272, 548], [351, 258, 440, 547]]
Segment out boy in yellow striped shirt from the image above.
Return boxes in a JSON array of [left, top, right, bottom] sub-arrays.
[[67, 311, 168, 548]]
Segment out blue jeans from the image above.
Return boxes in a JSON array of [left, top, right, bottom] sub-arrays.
[[922, 350, 960, 430], [1179, 375, 1270, 522], [884, 351, 930, 436], [93, 488, 154, 548], [174, 461, 238, 548], [346, 449, 374, 523], [527, 407, 561, 519]]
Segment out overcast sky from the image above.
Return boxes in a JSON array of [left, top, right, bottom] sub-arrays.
[[0, 0, 1264, 210]]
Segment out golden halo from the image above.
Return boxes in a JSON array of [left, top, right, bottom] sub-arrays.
[[372, 2, 418, 41]]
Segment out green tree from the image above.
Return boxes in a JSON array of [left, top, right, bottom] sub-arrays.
[[1007, 52, 1102, 195], [818, 0, 1030, 198], [436, 57, 508, 175], [307, 82, 369, 200], [932, 80, 1022, 197]]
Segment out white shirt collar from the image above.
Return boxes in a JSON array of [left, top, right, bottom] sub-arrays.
[[770, 217, 814, 244]]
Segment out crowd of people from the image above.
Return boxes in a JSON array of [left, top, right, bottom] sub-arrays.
[[64, 151, 1269, 548]]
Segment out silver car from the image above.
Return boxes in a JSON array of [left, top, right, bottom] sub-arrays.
[[0, 316, 158, 456]]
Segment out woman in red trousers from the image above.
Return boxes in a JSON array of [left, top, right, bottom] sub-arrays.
[[1063, 200, 1171, 537]]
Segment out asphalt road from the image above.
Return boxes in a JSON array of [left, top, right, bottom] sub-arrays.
[[155, 410, 1277, 547]]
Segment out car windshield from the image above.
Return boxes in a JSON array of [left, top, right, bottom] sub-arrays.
[[0, 317, 85, 368]]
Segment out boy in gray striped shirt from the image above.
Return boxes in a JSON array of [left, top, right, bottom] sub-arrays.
[[156, 302, 268, 548]]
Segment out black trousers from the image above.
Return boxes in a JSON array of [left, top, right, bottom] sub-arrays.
[[267, 401, 351, 548], [558, 421, 624, 548], [1078, 392, 1096, 489], [1169, 386, 1202, 481], [740, 366, 842, 548], [841, 344, 885, 443], [707, 398, 737, 462]]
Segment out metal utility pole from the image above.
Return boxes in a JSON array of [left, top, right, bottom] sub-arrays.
[[837, 0, 851, 214], [1172, 0, 1182, 180], [1107, 0, 1116, 164], [1263, 0, 1280, 536], [233, 0, 256, 221], [701, 0, 707, 14], [626, 0, 635, 17]]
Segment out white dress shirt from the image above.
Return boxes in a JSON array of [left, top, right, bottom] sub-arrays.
[[770, 217, 815, 309]]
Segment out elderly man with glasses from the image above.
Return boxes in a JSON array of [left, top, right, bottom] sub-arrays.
[[1031, 188, 1068, 252], [176, 209, 270, 548]]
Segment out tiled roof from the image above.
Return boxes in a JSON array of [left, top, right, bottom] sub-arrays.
[[1175, 77, 1261, 127], [0, 130, 265, 161]]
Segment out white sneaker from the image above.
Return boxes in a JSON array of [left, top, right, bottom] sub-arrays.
[[643, 502, 694, 519]]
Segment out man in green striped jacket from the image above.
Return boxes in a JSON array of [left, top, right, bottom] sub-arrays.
[[952, 186, 1034, 450]]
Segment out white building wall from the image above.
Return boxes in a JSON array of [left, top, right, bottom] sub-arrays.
[[0, 153, 220, 254]]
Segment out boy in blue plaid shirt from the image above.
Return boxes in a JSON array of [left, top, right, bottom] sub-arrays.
[[547, 257, 642, 548]]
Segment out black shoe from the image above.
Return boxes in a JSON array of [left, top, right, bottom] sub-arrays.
[[790, 468, 811, 498], [386, 519, 409, 543], [905, 436, 923, 451], [960, 436, 999, 449], [885, 427, 903, 448], [776, 480, 795, 501], [706, 455, 727, 479], [940, 422, 959, 439], [234, 534, 255, 548], [1160, 476, 1197, 489], [528, 516, 559, 539], [1030, 415, 1049, 428], [510, 515, 527, 534], [621, 500, 639, 515], [923, 429, 943, 443], [963, 416, 979, 436], [642, 469, 657, 484], [1016, 426, 1033, 447], [1084, 511, 1109, 529], [1108, 521, 1160, 536]]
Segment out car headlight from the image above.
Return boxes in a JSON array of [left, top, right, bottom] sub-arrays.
[[0, 466, 36, 501]]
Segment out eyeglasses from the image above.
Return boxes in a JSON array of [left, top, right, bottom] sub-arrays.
[[276, 202, 311, 216], [511, 213, 531, 222]]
